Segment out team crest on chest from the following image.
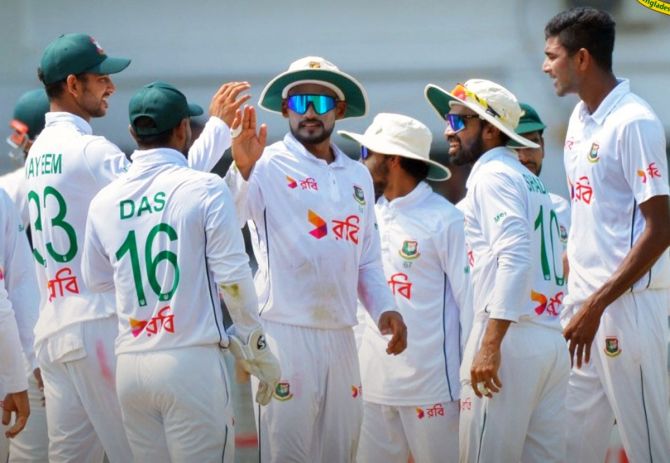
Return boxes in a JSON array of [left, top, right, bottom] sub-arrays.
[[587, 143, 600, 163], [273, 381, 293, 401], [604, 337, 621, 357], [399, 240, 421, 261], [353, 185, 366, 205]]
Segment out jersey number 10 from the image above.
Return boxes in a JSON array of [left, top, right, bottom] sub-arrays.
[[534, 205, 565, 286]]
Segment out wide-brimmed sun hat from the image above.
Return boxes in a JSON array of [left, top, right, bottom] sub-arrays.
[[259, 56, 368, 119], [424, 79, 539, 149], [339, 112, 451, 181]]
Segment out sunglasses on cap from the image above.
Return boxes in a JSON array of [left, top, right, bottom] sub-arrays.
[[445, 113, 481, 134], [286, 94, 337, 115], [6, 119, 30, 163], [450, 83, 504, 121]]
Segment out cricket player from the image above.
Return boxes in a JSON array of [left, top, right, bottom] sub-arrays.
[[544, 7, 670, 462], [226, 56, 407, 462], [425, 79, 570, 462], [0, 188, 37, 440], [28, 33, 249, 462], [515, 102, 571, 277], [0, 89, 49, 463], [81, 81, 280, 463], [339, 113, 472, 463]]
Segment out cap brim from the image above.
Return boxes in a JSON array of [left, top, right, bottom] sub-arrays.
[[424, 84, 539, 150], [187, 103, 203, 117], [259, 69, 367, 119], [338, 130, 451, 182], [90, 56, 131, 76]]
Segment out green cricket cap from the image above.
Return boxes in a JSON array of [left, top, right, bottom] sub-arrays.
[[13, 89, 50, 139], [516, 102, 546, 135], [129, 81, 203, 136], [40, 33, 130, 85]]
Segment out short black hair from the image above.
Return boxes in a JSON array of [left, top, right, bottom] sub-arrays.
[[38, 69, 90, 100], [544, 7, 616, 72], [132, 116, 174, 147], [398, 156, 429, 182]]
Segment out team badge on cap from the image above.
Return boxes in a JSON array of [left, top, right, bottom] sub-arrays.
[[604, 337, 621, 357], [274, 381, 293, 401]]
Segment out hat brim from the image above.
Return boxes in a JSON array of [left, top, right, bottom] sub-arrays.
[[424, 84, 539, 150], [88, 56, 131, 76], [338, 130, 451, 182], [259, 69, 368, 119]]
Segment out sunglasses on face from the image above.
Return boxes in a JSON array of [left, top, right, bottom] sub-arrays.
[[286, 94, 337, 115], [6, 119, 30, 162], [360, 145, 370, 160], [445, 113, 480, 133]]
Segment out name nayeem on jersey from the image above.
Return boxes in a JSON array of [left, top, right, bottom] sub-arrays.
[[26, 153, 63, 178]]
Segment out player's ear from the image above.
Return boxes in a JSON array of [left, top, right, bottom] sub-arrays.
[[334, 100, 347, 120], [281, 99, 289, 118]]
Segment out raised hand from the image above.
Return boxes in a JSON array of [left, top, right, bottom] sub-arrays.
[[231, 105, 268, 180], [208, 81, 252, 127]]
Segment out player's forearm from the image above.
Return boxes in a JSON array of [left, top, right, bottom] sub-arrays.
[[480, 318, 512, 351], [219, 275, 262, 341]]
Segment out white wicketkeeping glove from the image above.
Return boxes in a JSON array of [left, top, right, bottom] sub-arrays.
[[228, 328, 281, 405]]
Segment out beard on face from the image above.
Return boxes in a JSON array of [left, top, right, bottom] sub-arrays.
[[449, 125, 484, 166], [290, 118, 334, 145]]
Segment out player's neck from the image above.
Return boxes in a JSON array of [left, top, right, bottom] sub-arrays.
[[579, 71, 618, 115], [384, 175, 419, 202], [302, 139, 334, 164], [50, 99, 92, 123]]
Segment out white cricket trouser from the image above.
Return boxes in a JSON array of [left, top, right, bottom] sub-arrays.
[[36, 316, 131, 463], [563, 289, 670, 463], [459, 320, 570, 463], [357, 400, 459, 463], [116, 344, 234, 463], [252, 321, 362, 462]]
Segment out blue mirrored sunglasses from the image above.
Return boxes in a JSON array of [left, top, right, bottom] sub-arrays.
[[360, 145, 370, 160], [287, 94, 337, 115], [445, 113, 481, 133]]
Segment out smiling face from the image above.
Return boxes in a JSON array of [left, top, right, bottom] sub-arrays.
[[543, 36, 579, 97], [444, 104, 485, 166], [74, 73, 116, 118], [282, 83, 346, 146]]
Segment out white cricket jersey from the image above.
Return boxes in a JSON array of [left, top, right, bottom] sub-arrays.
[[564, 79, 670, 304], [0, 167, 30, 228], [358, 182, 473, 405], [82, 148, 254, 354], [460, 147, 565, 331], [26, 112, 231, 344], [226, 133, 395, 329], [550, 192, 570, 254], [0, 188, 39, 371]]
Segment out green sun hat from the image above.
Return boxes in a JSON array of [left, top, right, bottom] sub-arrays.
[[128, 81, 203, 136], [516, 103, 546, 135], [40, 33, 130, 85], [259, 56, 368, 119], [13, 89, 50, 139]]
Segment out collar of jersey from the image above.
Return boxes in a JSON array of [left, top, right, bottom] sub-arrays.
[[283, 132, 347, 169], [578, 78, 629, 126], [44, 111, 92, 135], [129, 147, 187, 169], [466, 146, 516, 191], [378, 180, 431, 210]]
